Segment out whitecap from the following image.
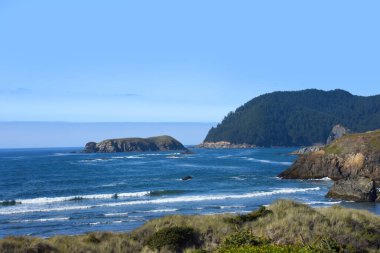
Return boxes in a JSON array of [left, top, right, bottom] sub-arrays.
[[0, 188, 320, 215], [15, 191, 150, 205], [99, 187, 321, 207], [246, 158, 292, 165], [17, 217, 70, 223], [141, 208, 178, 213], [0, 205, 93, 215], [230, 176, 246, 181], [89, 222, 102, 226], [220, 205, 245, 209], [310, 177, 332, 181], [104, 212, 129, 217]]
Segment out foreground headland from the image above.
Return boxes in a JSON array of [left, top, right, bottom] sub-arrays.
[[280, 129, 380, 202], [1, 200, 380, 253]]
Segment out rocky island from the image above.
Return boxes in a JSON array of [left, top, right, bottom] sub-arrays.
[[83, 135, 188, 153], [279, 130, 380, 201]]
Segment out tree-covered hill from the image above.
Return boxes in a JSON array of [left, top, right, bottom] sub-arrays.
[[204, 89, 380, 146]]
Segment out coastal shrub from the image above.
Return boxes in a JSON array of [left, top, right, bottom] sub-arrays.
[[222, 230, 269, 248], [224, 206, 272, 226], [132, 214, 236, 251], [307, 237, 344, 252], [26, 241, 58, 253], [218, 245, 314, 253], [146, 226, 199, 252], [248, 200, 380, 252]]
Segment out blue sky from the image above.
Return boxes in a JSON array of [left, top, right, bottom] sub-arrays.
[[0, 0, 380, 123]]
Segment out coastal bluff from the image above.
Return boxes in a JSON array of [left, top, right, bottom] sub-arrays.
[[83, 135, 188, 153], [279, 130, 380, 201]]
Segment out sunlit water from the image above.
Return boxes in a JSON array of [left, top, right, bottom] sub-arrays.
[[1, 147, 379, 238]]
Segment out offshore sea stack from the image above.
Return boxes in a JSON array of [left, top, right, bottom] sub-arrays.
[[279, 130, 380, 202], [83, 135, 188, 153]]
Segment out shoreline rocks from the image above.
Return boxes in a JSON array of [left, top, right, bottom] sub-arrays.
[[197, 141, 256, 149], [83, 135, 188, 153], [289, 146, 323, 155], [326, 177, 377, 202]]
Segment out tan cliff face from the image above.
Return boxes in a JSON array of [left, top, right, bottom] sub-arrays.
[[279, 130, 380, 202], [280, 130, 380, 182]]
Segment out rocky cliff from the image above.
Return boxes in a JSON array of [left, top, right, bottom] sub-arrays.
[[326, 124, 350, 145], [197, 141, 256, 149], [279, 130, 380, 201], [83, 135, 188, 153]]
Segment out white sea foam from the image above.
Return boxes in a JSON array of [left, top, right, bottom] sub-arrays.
[[18, 217, 70, 223], [101, 182, 125, 187], [104, 212, 129, 217], [246, 158, 292, 165], [230, 176, 246, 181], [220, 205, 245, 209], [51, 153, 70, 156], [89, 222, 102, 226], [99, 187, 320, 207], [0, 188, 320, 215], [217, 155, 233, 159], [0, 205, 93, 215], [16, 191, 150, 205], [310, 177, 332, 181], [125, 156, 145, 159], [141, 208, 178, 213]]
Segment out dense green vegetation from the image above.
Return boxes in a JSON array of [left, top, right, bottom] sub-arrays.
[[204, 89, 380, 146], [2, 200, 380, 252]]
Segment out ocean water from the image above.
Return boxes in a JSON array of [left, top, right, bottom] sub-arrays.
[[1, 147, 379, 238]]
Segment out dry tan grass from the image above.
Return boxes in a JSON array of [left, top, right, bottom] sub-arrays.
[[1, 200, 380, 252]]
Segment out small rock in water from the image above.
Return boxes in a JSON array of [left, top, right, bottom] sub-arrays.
[[181, 176, 193, 181], [0, 200, 18, 206]]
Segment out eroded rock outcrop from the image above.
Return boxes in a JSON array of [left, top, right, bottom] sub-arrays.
[[326, 124, 350, 145], [83, 135, 188, 153], [279, 130, 380, 201]]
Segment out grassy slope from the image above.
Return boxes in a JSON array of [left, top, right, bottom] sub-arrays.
[[1, 200, 380, 253], [324, 129, 380, 155]]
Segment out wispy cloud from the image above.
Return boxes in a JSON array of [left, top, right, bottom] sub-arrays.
[[0, 87, 32, 95], [121, 93, 141, 97]]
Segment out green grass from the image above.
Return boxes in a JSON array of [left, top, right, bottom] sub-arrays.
[[1, 200, 380, 253], [218, 245, 314, 253], [324, 129, 380, 155]]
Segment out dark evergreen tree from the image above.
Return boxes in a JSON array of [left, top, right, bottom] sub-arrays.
[[204, 89, 380, 146]]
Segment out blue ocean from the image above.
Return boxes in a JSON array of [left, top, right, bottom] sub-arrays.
[[1, 147, 379, 238]]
